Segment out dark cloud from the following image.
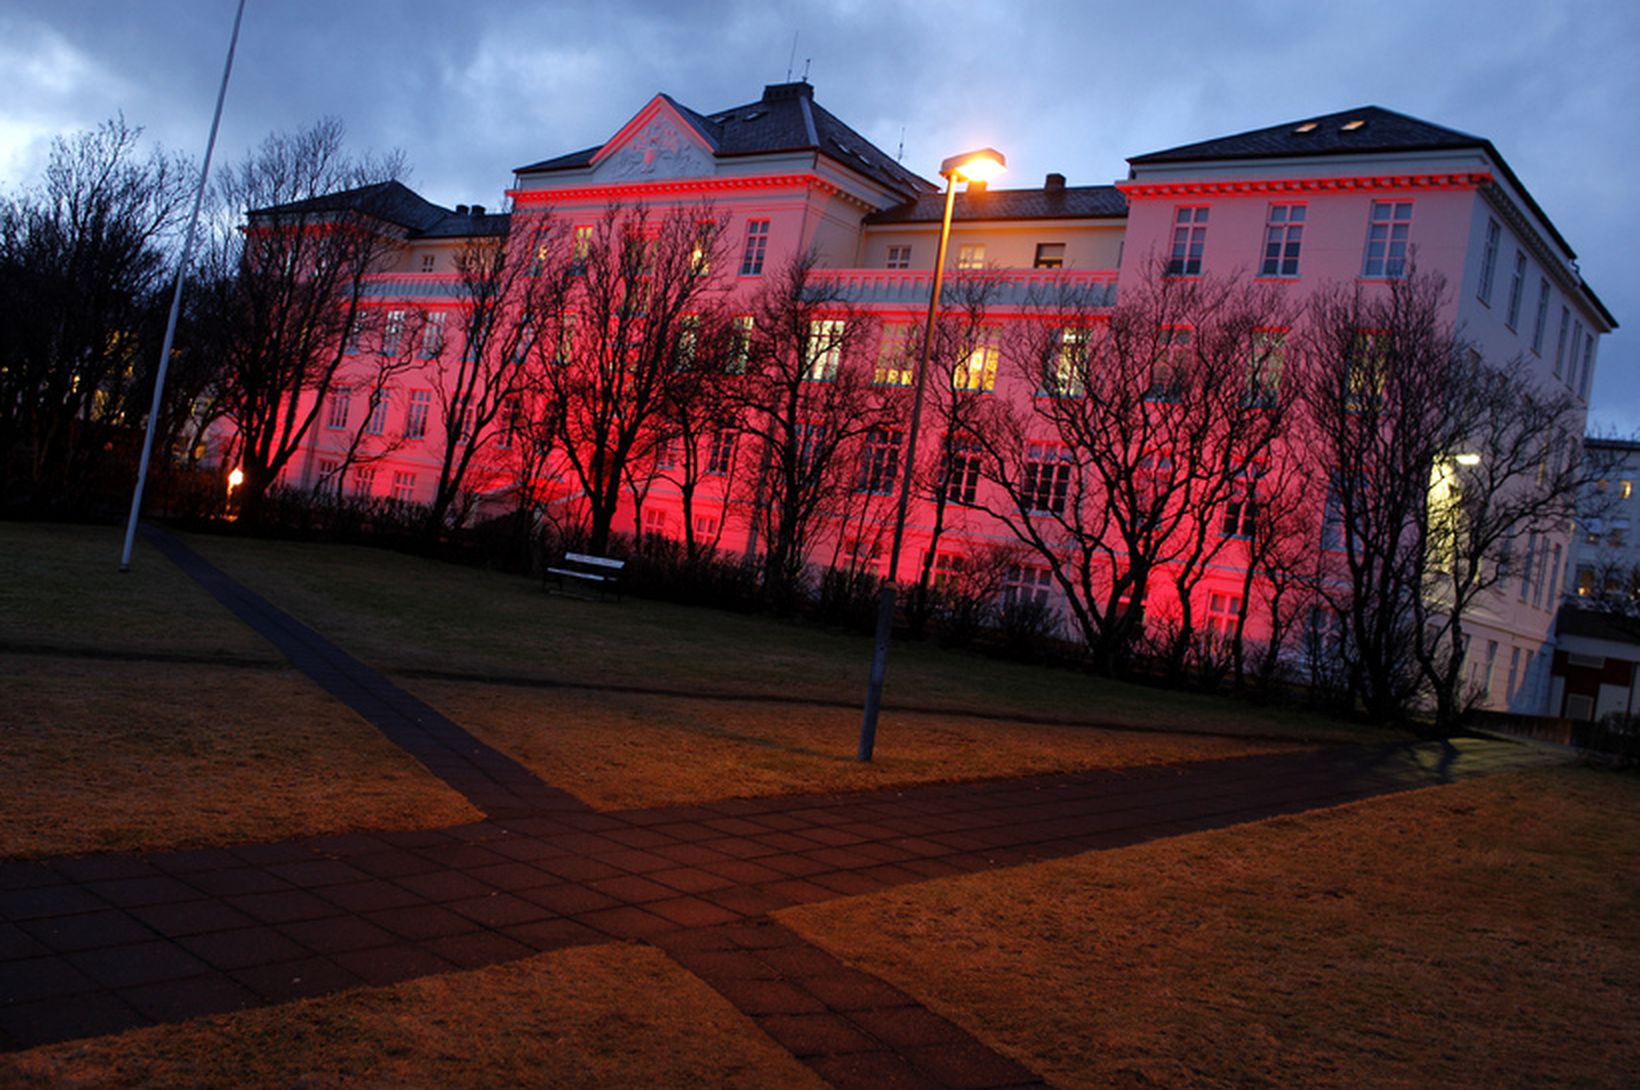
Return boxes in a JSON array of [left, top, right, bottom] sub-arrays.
[[6, 0, 1634, 428]]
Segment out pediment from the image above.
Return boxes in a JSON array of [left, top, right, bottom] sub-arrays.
[[590, 95, 717, 182]]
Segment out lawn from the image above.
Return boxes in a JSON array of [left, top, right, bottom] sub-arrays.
[[186, 531, 1387, 746], [415, 681, 1299, 809], [780, 766, 1640, 1090], [0, 943, 824, 1089], [0, 656, 480, 859]]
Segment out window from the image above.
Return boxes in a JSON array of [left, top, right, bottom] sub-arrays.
[[405, 389, 430, 440], [875, 324, 914, 387], [1531, 278, 1550, 354], [1248, 330, 1285, 406], [689, 221, 714, 277], [495, 398, 518, 450], [381, 310, 406, 357], [571, 225, 593, 273], [419, 311, 446, 359], [315, 459, 339, 490], [1033, 243, 1065, 269], [956, 244, 986, 270], [390, 471, 416, 503], [1168, 206, 1209, 276], [1580, 332, 1596, 399], [1023, 443, 1071, 515], [1362, 201, 1412, 279], [857, 428, 901, 494], [1346, 331, 1388, 410], [797, 423, 826, 473], [739, 219, 770, 276], [1553, 306, 1570, 377], [729, 315, 753, 373], [326, 385, 352, 429], [420, 254, 435, 273], [1518, 531, 1536, 602], [1622, 480, 1634, 500], [1260, 204, 1305, 277], [930, 552, 965, 589], [1151, 327, 1191, 401], [1477, 218, 1500, 304], [364, 389, 389, 435], [345, 315, 365, 355], [804, 319, 845, 381], [707, 429, 735, 475], [642, 507, 668, 536], [1043, 328, 1087, 397], [1321, 479, 1348, 553], [1221, 480, 1258, 538], [1205, 591, 1242, 638], [352, 466, 376, 497], [673, 314, 699, 369], [1505, 250, 1526, 330], [1002, 565, 1053, 608], [694, 514, 719, 539], [886, 245, 912, 270], [942, 439, 982, 505], [952, 333, 999, 393], [1507, 647, 1521, 696]]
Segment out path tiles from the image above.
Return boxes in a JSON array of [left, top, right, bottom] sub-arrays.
[[138, 526, 587, 819]]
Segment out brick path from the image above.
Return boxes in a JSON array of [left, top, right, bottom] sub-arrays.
[[0, 529, 1563, 1088]]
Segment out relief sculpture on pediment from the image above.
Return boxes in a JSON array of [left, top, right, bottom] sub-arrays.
[[601, 116, 713, 181]]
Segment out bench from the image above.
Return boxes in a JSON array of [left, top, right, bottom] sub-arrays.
[[544, 551, 625, 600]]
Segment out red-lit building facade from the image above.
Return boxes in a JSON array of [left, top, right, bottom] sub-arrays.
[[262, 82, 1614, 714]]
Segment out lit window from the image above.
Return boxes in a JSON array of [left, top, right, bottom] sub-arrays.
[[803, 319, 845, 381], [1477, 218, 1500, 304], [381, 310, 406, 357], [886, 245, 912, 270], [875, 325, 914, 387], [729, 315, 753, 373], [1023, 443, 1072, 515], [1622, 480, 1633, 500], [1505, 250, 1526, 330], [1043, 327, 1087, 397], [1362, 201, 1412, 279], [955, 244, 986, 270], [1260, 204, 1305, 277], [1151, 327, 1191, 401], [1033, 243, 1065, 269], [572, 225, 593, 273], [390, 471, 417, 503], [1346, 331, 1388, 411], [1168, 206, 1209, 276], [1247, 330, 1285, 406], [326, 386, 352, 429], [739, 219, 770, 276], [405, 389, 431, 440], [857, 428, 902, 494], [952, 333, 999, 393]]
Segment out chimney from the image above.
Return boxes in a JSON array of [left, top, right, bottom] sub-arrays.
[[470, 204, 485, 216], [762, 80, 814, 102], [455, 204, 469, 215], [966, 179, 988, 194], [1044, 172, 1066, 192]]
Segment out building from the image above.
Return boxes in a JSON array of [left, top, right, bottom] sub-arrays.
[[258, 83, 1616, 713]]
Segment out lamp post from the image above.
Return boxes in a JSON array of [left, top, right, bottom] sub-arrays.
[[858, 147, 1005, 761]]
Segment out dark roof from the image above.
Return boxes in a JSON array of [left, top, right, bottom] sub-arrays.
[[249, 180, 508, 238], [1128, 106, 1485, 165], [515, 82, 935, 200], [866, 184, 1127, 225], [1556, 604, 1640, 645]]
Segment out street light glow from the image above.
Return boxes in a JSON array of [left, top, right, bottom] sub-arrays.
[[940, 147, 1007, 183]]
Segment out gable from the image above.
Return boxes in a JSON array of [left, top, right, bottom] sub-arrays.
[[590, 95, 717, 182]]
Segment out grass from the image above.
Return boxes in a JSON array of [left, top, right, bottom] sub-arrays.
[[0, 943, 825, 1089], [186, 531, 1389, 745], [0, 656, 480, 859], [780, 766, 1640, 1090], [0, 523, 274, 661], [415, 681, 1301, 809]]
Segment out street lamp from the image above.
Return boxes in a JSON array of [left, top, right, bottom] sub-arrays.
[[858, 147, 1005, 761]]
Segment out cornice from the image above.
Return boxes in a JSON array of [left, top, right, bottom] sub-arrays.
[[1117, 172, 1494, 199]]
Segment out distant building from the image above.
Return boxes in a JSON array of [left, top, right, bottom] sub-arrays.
[[246, 83, 1617, 714]]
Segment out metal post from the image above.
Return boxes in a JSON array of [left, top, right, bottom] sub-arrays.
[[119, 0, 246, 572], [858, 172, 961, 761]]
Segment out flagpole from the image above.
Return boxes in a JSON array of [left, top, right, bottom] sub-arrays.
[[119, 0, 247, 572]]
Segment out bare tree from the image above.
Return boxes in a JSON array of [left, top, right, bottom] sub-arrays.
[[535, 202, 728, 552], [729, 255, 893, 609], [201, 118, 406, 520], [0, 117, 190, 509]]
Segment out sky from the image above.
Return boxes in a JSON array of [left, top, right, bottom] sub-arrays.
[[4, 0, 1637, 428]]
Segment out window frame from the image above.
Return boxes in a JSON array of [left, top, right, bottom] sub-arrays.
[[1259, 203, 1306, 278], [1361, 200, 1413, 280]]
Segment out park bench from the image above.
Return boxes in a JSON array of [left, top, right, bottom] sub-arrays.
[[545, 551, 625, 600]]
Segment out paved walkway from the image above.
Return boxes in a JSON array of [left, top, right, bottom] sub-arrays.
[[0, 529, 1564, 1088]]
